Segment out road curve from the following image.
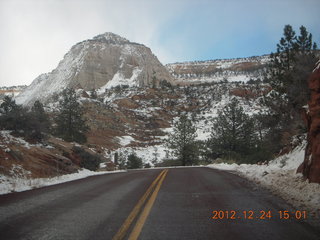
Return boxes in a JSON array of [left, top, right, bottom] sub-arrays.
[[0, 167, 319, 240]]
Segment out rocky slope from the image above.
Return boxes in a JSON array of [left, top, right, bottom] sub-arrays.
[[166, 55, 270, 85], [0, 131, 78, 178], [299, 61, 320, 183], [16, 33, 174, 106], [73, 82, 269, 164], [1, 81, 270, 177]]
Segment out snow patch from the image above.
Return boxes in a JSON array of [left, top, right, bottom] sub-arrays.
[[100, 68, 142, 90], [208, 141, 320, 216], [0, 131, 34, 149], [111, 144, 168, 166], [0, 167, 126, 195], [116, 136, 135, 146]]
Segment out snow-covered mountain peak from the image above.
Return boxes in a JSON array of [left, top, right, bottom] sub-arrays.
[[92, 32, 131, 45], [16, 33, 173, 106]]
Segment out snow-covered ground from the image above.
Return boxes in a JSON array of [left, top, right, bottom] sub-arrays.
[[208, 142, 320, 217], [167, 55, 270, 84], [0, 130, 46, 150], [0, 167, 126, 195], [109, 144, 168, 166]]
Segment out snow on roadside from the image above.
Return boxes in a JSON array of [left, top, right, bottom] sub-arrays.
[[208, 141, 320, 216], [0, 167, 126, 195]]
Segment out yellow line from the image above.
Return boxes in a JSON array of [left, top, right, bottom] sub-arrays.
[[112, 170, 166, 240], [128, 169, 168, 240]]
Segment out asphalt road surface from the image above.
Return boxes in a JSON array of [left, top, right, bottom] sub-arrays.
[[0, 167, 319, 240]]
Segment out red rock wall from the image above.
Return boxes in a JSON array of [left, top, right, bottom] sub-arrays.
[[298, 61, 320, 183]]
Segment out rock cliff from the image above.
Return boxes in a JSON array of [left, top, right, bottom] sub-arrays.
[[298, 60, 320, 183]]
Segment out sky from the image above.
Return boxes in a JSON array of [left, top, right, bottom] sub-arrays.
[[0, 0, 319, 87]]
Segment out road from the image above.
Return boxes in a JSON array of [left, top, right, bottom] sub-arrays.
[[0, 167, 319, 240]]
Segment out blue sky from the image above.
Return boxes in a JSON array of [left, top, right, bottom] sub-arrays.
[[0, 0, 319, 86]]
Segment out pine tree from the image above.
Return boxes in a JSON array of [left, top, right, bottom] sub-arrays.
[[268, 25, 318, 98], [127, 152, 143, 169], [276, 24, 296, 71], [312, 42, 318, 50], [0, 96, 18, 114], [31, 100, 50, 129], [0, 96, 25, 132], [208, 98, 257, 162], [27, 100, 50, 141], [114, 152, 119, 165], [55, 88, 89, 143], [166, 114, 199, 166], [295, 26, 313, 53], [264, 25, 318, 151], [0, 97, 50, 141]]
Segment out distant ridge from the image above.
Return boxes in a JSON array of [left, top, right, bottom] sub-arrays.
[[166, 55, 270, 85]]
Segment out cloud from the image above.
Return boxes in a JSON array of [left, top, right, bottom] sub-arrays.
[[0, 0, 181, 86], [0, 0, 319, 86]]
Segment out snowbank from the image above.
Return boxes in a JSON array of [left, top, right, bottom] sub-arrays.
[[208, 142, 320, 217], [0, 167, 126, 195]]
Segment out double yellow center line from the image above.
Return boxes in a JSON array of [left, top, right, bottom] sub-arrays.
[[112, 169, 168, 240]]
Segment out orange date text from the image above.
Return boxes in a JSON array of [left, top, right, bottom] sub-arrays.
[[211, 210, 307, 220]]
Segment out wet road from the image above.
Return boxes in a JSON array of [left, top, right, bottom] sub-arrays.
[[0, 167, 319, 240]]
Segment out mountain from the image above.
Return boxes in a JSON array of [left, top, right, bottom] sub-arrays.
[[16, 33, 174, 105], [166, 55, 270, 85], [16, 32, 273, 106]]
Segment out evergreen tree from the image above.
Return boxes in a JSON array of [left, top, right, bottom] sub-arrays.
[[312, 42, 318, 50], [26, 100, 50, 141], [295, 26, 313, 53], [0, 96, 18, 114], [32, 101, 47, 121], [0, 96, 25, 132], [268, 25, 318, 98], [0, 97, 50, 141], [127, 152, 143, 169], [55, 88, 89, 143], [144, 163, 151, 168], [166, 114, 199, 166], [73, 146, 101, 171], [208, 98, 257, 162], [276, 24, 296, 71], [264, 24, 318, 152], [114, 152, 119, 165], [31, 100, 50, 130]]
